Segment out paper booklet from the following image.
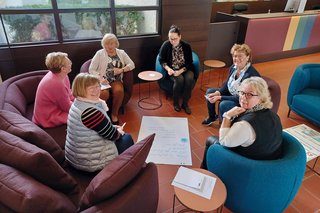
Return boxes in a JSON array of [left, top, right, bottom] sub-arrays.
[[100, 83, 111, 90], [172, 166, 217, 199]]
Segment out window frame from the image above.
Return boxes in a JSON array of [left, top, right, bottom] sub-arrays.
[[0, 0, 161, 47]]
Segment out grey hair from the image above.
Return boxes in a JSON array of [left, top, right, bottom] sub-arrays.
[[240, 76, 273, 109], [101, 33, 119, 48]]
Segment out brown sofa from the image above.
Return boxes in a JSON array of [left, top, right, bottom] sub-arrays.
[[0, 70, 66, 148], [0, 71, 159, 213]]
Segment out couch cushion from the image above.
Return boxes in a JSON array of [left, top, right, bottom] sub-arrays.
[[0, 130, 79, 203], [0, 110, 64, 164], [79, 133, 155, 210], [0, 164, 76, 213]]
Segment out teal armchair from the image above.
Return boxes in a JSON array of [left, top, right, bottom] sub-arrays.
[[287, 63, 320, 126], [155, 51, 200, 96], [207, 132, 306, 213]]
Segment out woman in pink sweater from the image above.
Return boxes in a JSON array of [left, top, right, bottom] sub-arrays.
[[33, 52, 74, 128]]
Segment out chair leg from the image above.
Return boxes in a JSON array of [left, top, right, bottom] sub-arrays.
[[287, 109, 291, 117]]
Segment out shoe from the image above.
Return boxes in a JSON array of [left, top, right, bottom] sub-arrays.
[[201, 116, 218, 126], [174, 104, 181, 112], [181, 104, 191, 115], [112, 120, 119, 125]]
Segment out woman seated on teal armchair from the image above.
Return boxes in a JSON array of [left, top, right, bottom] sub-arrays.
[[158, 25, 195, 114], [201, 76, 283, 169]]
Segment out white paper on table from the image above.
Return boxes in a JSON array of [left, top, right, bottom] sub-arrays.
[[172, 167, 217, 200], [173, 166, 205, 190]]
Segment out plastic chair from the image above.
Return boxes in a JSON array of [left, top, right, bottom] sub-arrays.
[[155, 51, 200, 97], [287, 63, 320, 126], [206, 131, 306, 213]]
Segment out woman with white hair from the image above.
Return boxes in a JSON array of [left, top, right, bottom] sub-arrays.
[[201, 76, 283, 169], [89, 33, 135, 125]]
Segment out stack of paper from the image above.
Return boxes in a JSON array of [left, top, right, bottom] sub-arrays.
[[172, 166, 217, 199], [173, 166, 205, 190]]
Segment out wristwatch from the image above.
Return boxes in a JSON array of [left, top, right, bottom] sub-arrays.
[[223, 112, 232, 120]]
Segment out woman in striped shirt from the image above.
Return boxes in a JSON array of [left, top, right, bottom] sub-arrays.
[[65, 73, 133, 172]]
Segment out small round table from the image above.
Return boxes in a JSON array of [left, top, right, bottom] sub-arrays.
[[173, 168, 227, 213], [138, 71, 163, 110], [200, 59, 226, 92]]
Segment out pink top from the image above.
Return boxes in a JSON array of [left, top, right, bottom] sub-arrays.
[[32, 72, 74, 128]]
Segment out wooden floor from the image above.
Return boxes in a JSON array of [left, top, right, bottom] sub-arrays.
[[118, 52, 320, 213]]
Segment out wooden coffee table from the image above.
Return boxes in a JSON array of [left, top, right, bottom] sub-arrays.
[[173, 168, 227, 213]]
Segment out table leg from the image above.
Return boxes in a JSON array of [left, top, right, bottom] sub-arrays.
[[138, 81, 162, 110]]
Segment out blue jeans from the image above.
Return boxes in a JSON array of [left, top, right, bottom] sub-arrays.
[[115, 133, 134, 154], [205, 88, 239, 120]]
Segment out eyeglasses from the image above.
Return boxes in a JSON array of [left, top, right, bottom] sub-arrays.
[[238, 91, 258, 99], [169, 37, 179, 41]]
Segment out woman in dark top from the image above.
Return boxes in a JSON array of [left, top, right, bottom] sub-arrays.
[[201, 76, 283, 169], [158, 25, 195, 114], [202, 43, 261, 126]]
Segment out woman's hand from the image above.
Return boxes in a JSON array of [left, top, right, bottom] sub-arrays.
[[207, 95, 221, 104], [226, 106, 246, 118], [167, 68, 175, 76], [173, 68, 185, 77], [207, 91, 221, 103], [113, 67, 123, 75], [116, 125, 125, 135], [101, 78, 109, 85]]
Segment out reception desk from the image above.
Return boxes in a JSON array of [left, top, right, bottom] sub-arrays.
[[216, 10, 320, 62]]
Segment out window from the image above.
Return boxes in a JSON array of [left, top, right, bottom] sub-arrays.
[[0, 0, 160, 45]]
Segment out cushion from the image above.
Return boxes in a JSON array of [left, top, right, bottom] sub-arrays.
[[0, 164, 76, 213], [79, 133, 155, 210], [0, 130, 79, 202], [0, 110, 64, 164]]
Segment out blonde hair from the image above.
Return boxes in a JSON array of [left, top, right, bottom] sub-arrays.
[[45, 52, 68, 73], [230, 43, 252, 62], [101, 33, 119, 48], [72, 73, 100, 98], [240, 76, 273, 109]]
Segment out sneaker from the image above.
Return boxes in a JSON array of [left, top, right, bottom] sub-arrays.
[[201, 116, 218, 126], [181, 104, 191, 114]]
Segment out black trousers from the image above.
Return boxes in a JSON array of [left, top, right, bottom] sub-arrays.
[[200, 135, 220, 170], [170, 70, 194, 105]]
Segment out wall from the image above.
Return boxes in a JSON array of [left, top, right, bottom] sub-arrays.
[[161, 0, 212, 62], [0, 0, 213, 82]]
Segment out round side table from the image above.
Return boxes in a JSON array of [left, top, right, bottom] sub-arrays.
[[200, 60, 226, 92], [173, 168, 227, 213], [138, 71, 163, 110]]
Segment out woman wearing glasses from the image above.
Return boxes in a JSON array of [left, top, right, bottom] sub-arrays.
[[201, 77, 283, 169], [202, 43, 260, 126], [158, 25, 195, 114]]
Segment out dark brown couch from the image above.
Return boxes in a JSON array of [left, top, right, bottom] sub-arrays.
[[0, 71, 159, 213]]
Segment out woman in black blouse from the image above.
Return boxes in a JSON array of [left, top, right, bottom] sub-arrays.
[[158, 25, 195, 114]]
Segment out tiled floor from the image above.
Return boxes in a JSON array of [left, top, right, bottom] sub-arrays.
[[118, 52, 320, 213]]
